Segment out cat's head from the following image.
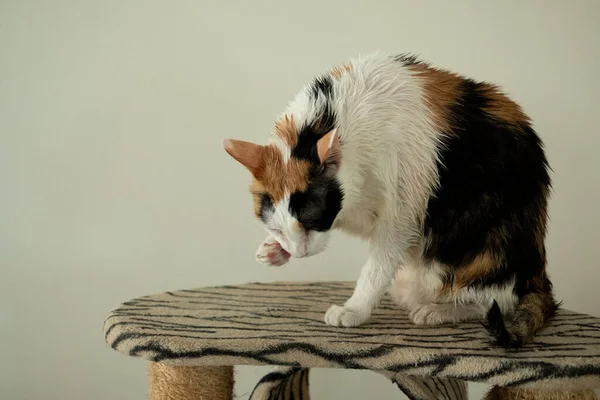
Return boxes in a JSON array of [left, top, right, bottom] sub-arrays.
[[223, 117, 343, 258]]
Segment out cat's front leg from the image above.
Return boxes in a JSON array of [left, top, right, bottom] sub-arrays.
[[256, 236, 291, 267], [325, 226, 408, 327]]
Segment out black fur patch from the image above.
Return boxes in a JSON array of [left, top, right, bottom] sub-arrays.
[[293, 77, 337, 164], [423, 78, 552, 293], [258, 193, 273, 223], [292, 109, 336, 163], [309, 75, 334, 100], [289, 165, 343, 232], [392, 53, 422, 66], [485, 300, 517, 348], [288, 73, 342, 232]]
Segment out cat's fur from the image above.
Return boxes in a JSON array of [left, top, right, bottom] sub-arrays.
[[223, 51, 558, 347]]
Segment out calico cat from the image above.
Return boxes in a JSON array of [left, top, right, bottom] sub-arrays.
[[222, 51, 558, 347]]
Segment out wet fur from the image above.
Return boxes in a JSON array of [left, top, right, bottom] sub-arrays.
[[224, 51, 558, 347]]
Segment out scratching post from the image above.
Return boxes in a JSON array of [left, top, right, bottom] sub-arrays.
[[485, 387, 597, 399], [150, 363, 233, 400], [105, 281, 600, 399]]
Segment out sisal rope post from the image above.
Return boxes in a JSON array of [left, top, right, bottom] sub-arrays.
[[485, 386, 598, 400], [150, 362, 234, 400]]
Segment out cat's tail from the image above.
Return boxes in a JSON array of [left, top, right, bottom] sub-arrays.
[[485, 291, 559, 348]]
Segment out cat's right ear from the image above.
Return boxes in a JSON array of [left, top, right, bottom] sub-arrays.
[[317, 128, 341, 166], [222, 139, 264, 177]]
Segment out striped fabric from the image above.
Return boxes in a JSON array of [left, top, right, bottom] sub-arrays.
[[104, 281, 600, 396], [247, 366, 467, 400], [249, 367, 310, 400]]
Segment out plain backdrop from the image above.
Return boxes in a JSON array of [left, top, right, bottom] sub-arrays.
[[2, 1, 599, 399]]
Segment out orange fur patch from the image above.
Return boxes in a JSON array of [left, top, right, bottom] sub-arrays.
[[479, 83, 530, 126], [443, 251, 499, 294], [329, 63, 353, 79], [409, 64, 462, 134], [250, 145, 310, 207], [274, 115, 297, 148], [249, 179, 266, 217]]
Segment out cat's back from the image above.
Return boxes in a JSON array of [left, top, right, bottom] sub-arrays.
[[331, 52, 534, 134], [283, 51, 548, 195], [334, 53, 547, 177]]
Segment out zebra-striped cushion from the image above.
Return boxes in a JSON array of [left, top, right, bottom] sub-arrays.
[[104, 281, 600, 393], [248, 367, 468, 400]]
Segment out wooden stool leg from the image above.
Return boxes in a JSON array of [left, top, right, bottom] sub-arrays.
[[150, 363, 234, 400], [485, 386, 598, 399]]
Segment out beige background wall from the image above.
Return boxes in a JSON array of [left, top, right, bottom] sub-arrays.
[[2, 1, 599, 398]]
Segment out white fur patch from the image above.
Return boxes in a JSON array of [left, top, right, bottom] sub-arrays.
[[389, 257, 518, 324]]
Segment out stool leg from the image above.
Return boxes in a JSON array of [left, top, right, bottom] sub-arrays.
[[485, 386, 598, 400], [150, 363, 234, 400]]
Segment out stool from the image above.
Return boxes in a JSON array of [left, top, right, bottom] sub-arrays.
[[104, 281, 600, 399]]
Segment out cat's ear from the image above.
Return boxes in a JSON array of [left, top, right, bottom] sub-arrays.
[[317, 128, 341, 166], [222, 139, 264, 177]]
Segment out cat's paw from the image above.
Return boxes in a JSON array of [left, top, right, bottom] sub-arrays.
[[409, 304, 443, 325], [256, 238, 291, 267], [324, 305, 370, 327]]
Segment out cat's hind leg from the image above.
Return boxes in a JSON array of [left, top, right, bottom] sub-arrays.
[[409, 303, 485, 325]]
